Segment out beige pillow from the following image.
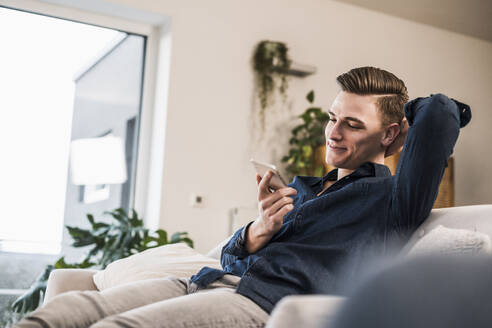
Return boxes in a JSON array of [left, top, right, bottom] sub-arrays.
[[93, 243, 222, 290], [407, 225, 492, 257]]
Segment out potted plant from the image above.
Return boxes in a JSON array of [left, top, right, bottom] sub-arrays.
[[11, 208, 193, 315], [281, 90, 332, 181]]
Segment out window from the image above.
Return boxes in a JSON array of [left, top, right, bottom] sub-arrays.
[[0, 6, 147, 257]]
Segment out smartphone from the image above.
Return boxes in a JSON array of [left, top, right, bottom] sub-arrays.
[[250, 158, 288, 191]]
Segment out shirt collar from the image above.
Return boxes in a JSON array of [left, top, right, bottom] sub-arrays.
[[373, 162, 392, 177], [307, 161, 391, 187]]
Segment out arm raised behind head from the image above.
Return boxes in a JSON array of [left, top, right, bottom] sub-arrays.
[[390, 93, 471, 234]]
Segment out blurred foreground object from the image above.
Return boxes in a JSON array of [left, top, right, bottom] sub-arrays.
[[331, 255, 492, 328]]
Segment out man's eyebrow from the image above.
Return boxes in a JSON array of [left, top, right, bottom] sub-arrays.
[[328, 111, 366, 126]]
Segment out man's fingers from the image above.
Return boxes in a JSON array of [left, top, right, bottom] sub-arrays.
[[399, 117, 409, 134], [401, 117, 409, 133], [270, 204, 294, 225], [265, 195, 294, 217], [256, 174, 262, 186], [259, 186, 297, 209]]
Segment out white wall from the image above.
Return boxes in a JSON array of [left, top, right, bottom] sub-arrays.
[[109, 0, 492, 253]]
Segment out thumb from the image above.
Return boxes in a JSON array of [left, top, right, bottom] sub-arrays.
[[258, 170, 274, 198]]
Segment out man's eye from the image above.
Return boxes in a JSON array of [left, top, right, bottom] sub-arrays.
[[329, 119, 361, 129]]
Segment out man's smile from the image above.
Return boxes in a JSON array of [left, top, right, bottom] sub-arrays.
[[328, 143, 347, 152]]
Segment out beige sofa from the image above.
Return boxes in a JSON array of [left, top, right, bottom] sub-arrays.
[[45, 205, 492, 328]]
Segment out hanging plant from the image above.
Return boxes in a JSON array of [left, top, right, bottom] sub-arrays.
[[253, 40, 291, 130], [281, 90, 330, 181]]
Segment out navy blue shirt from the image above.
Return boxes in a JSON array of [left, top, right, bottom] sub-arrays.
[[190, 94, 471, 314]]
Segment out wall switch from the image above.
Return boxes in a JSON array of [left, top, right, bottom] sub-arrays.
[[189, 193, 204, 208]]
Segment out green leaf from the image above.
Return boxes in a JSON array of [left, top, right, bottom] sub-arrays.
[[87, 214, 95, 226], [142, 236, 159, 250], [302, 145, 313, 158], [170, 232, 188, 243], [104, 208, 127, 223], [129, 209, 143, 227], [300, 112, 312, 123], [154, 229, 169, 244], [181, 237, 194, 248], [55, 257, 95, 269], [113, 208, 127, 217], [289, 137, 298, 145], [66, 226, 96, 247], [306, 90, 315, 103], [292, 126, 302, 136], [87, 213, 109, 230], [122, 231, 133, 249], [93, 226, 110, 237], [11, 265, 54, 313]]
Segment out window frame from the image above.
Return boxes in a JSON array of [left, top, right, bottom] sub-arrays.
[[0, 0, 170, 230]]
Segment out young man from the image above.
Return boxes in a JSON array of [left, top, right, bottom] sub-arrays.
[[194, 67, 470, 316], [15, 67, 471, 328]]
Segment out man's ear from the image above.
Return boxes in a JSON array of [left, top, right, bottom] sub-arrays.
[[381, 123, 401, 148]]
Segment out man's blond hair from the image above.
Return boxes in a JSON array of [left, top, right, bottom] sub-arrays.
[[336, 67, 409, 126]]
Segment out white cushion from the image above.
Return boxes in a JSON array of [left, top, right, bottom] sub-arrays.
[[404, 205, 492, 251], [205, 236, 231, 259], [93, 243, 221, 290], [407, 225, 492, 257], [266, 295, 346, 328]]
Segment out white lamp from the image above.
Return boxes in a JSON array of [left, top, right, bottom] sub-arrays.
[[70, 135, 127, 186]]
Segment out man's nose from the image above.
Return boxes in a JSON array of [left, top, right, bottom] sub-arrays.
[[327, 122, 342, 141]]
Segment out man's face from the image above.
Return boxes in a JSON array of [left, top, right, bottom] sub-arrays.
[[325, 91, 387, 170]]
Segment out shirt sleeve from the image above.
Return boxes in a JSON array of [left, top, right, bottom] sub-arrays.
[[390, 93, 471, 234], [220, 220, 255, 267]]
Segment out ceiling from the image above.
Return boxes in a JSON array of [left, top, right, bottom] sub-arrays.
[[332, 0, 492, 43]]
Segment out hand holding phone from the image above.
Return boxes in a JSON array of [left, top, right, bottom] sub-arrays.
[[250, 159, 288, 191], [247, 159, 297, 252]]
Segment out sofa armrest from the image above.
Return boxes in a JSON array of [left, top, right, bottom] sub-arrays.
[[44, 269, 100, 305], [266, 295, 346, 328]]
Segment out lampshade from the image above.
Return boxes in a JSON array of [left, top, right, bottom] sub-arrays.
[[70, 135, 127, 185]]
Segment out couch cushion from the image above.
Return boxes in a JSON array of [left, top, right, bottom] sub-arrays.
[[266, 295, 346, 328], [406, 225, 492, 257], [401, 205, 492, 255], [93, 243, 221, 290]]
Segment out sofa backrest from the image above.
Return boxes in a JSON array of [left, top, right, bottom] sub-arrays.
[[400, 204, 492, 255], [207, 205, 492, 260], [206, 236, 231, 260]]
